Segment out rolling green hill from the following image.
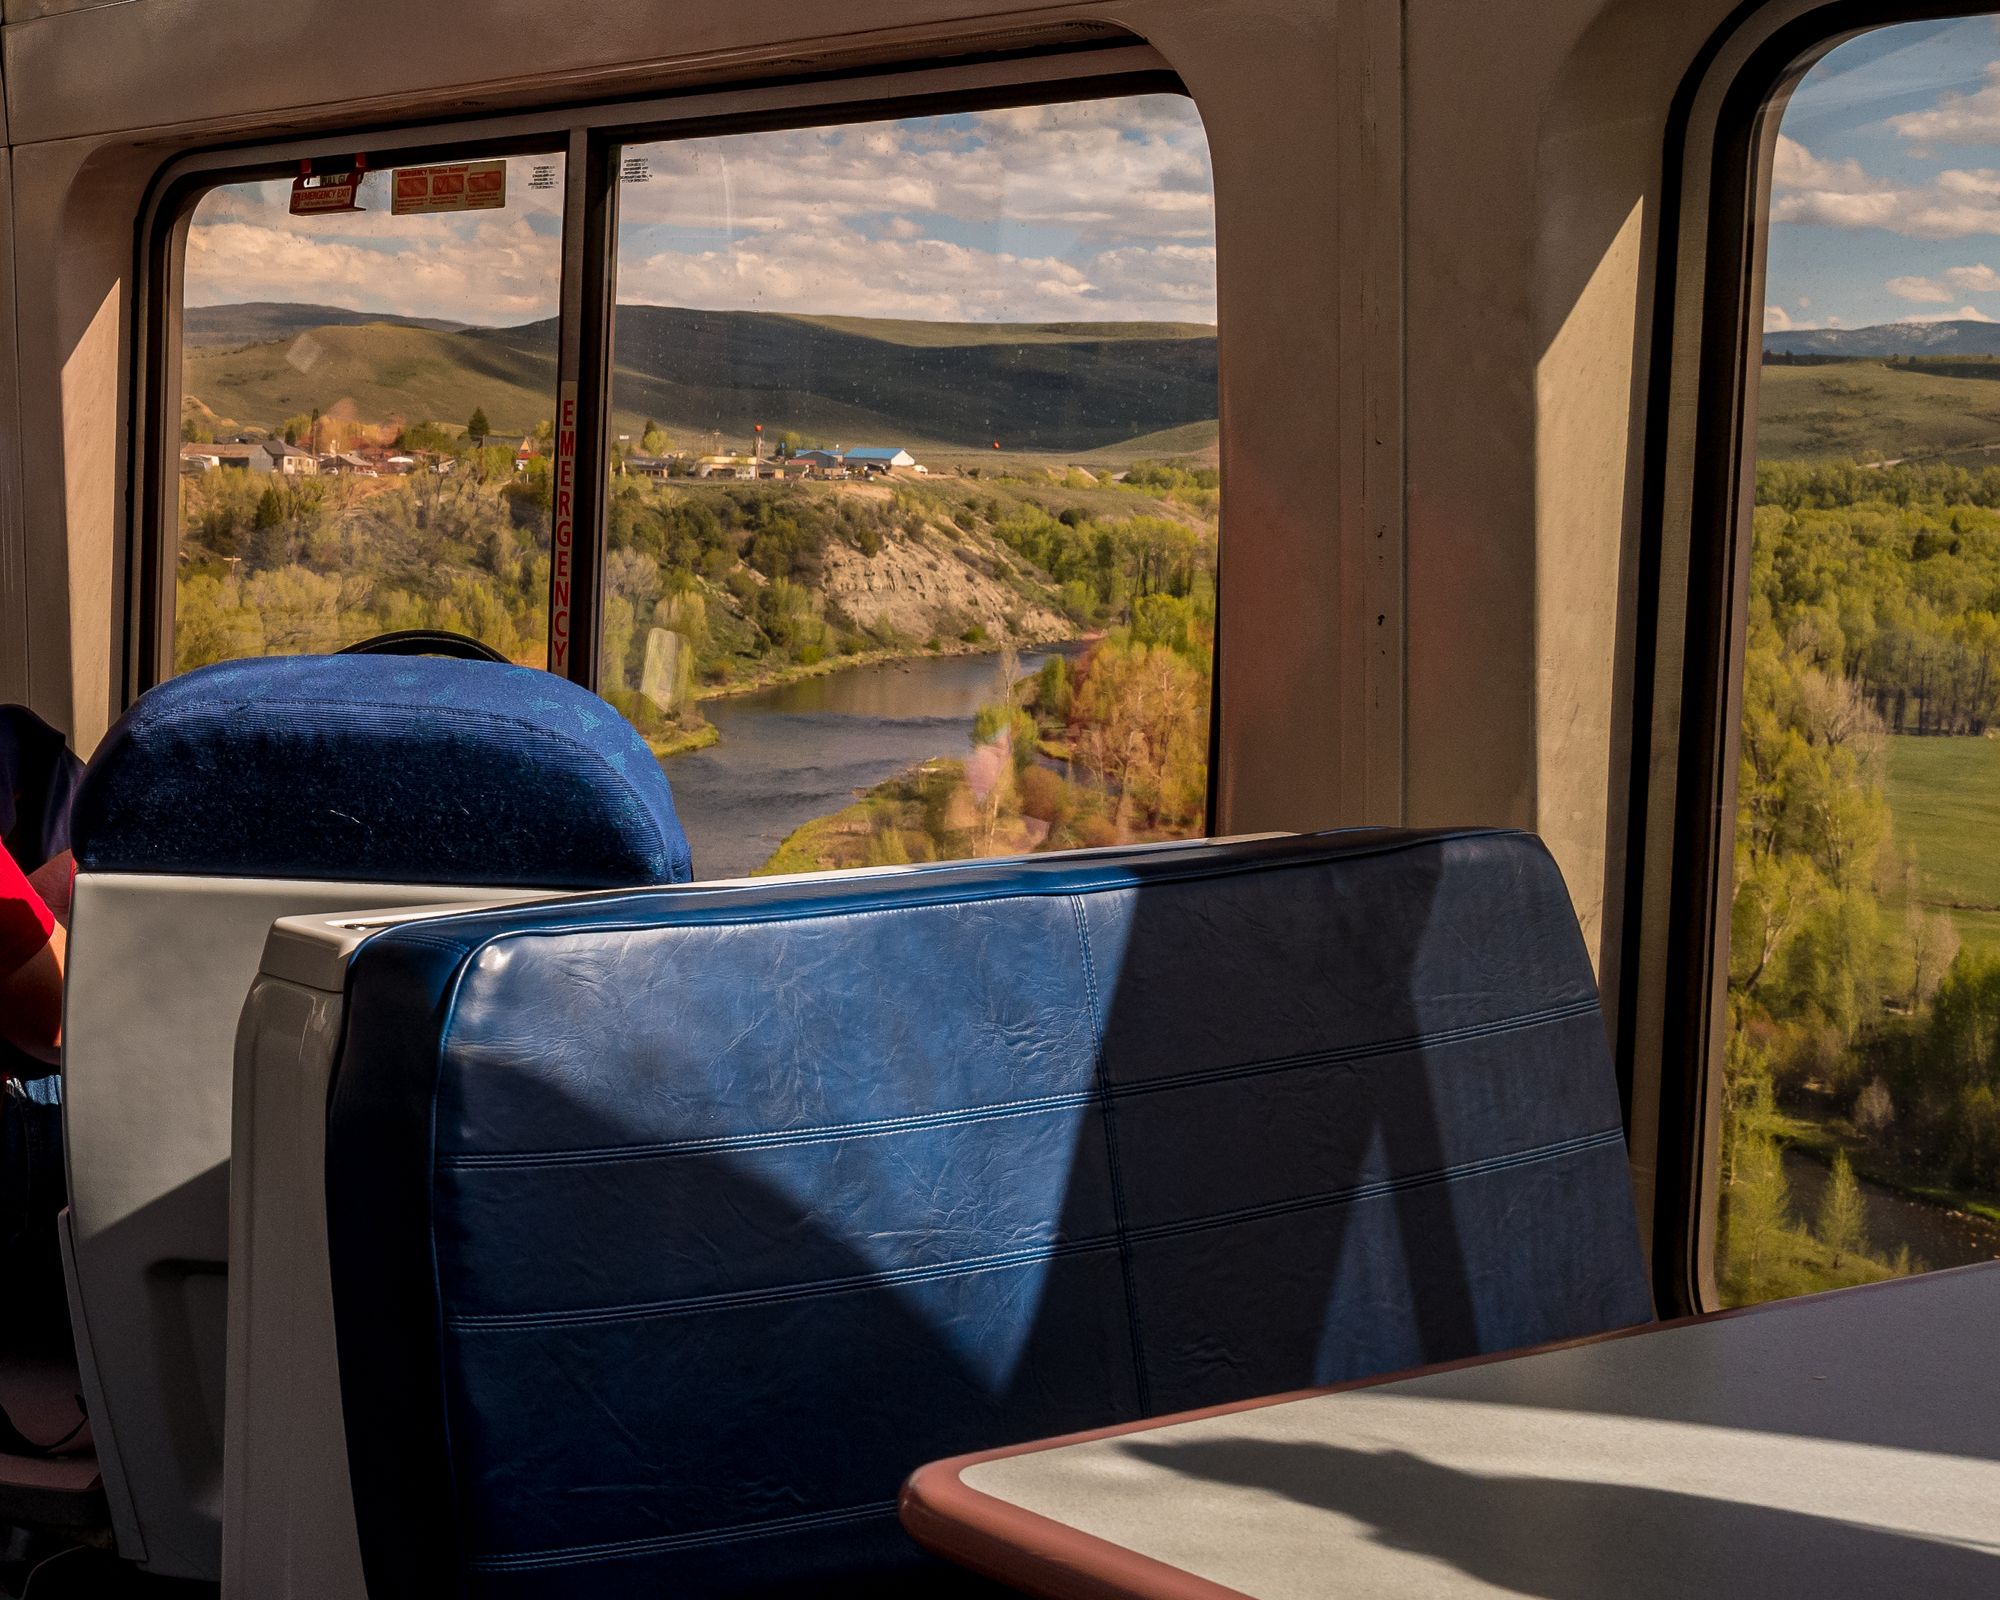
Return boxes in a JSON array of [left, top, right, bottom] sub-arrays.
[[184, 301, 469, 347], [1757, 359, 2000, 462], [183, 303, 1220, 453]]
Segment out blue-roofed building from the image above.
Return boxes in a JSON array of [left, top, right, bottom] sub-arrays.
[[843, 446, 917, 473]]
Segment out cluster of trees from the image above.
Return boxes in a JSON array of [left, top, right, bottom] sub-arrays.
[[1721, 459, 2000, 1303], [175, 454, 552, 671], [1752, 462, 2000, 734]]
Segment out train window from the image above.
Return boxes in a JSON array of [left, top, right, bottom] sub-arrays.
[[599, 95, 1219, 878], [1718, 17, 2000, 1304], [171, 151, 566, 671]]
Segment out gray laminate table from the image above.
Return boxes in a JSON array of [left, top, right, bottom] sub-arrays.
[[901, 1262, 2000, 1599]]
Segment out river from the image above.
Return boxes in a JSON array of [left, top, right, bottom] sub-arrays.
[[663, 645, 1079, 880], [1781, 1146, 2000, 1272]]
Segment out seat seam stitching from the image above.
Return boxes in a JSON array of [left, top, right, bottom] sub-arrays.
[[469, 1496, 899, 1571], [432, 997, 1602, 1169], [438, 1128, 1627, 1331]]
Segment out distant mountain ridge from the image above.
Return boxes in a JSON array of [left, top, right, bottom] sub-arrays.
[[1764, 318, 2000, 357], [184, 302, 469, 348], [183, 303, 1219, 453]]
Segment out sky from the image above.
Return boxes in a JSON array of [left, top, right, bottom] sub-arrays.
[[183, 95, 1216, 328], [1767, 16, 2000, 331]]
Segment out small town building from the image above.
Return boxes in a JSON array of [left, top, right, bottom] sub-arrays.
[[624, 454, 674, 478], [843, 446, 917, 474], [261, 440, 321, 476]]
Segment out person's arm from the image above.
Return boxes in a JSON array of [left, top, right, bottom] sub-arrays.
[[27, 849, 73, 929], [0, 844, 62, 1058]]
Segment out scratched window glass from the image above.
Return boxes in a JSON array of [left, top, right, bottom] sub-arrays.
[[604, 97, 1220, 881], [172, 152, 567, 671]]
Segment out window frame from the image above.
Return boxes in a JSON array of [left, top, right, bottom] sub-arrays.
[[130, 39, 1199, 713], [1633, 1, 1998, 1315]]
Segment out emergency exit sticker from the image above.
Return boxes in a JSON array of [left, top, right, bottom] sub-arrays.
[[550, 382, 579, 674], [290, 170, 363, 215], [391, 160, 507, 216]]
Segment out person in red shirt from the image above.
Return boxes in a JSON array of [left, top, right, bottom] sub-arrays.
[[0, 840, 62, 1061]]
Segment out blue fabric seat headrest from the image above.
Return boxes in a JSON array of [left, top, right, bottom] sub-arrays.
[[71, 655, 692, 888]]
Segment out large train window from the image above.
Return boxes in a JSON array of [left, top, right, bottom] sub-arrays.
[[599, 95, 1219, 879], [171, 152, 566, 670], [1717, 17, 2000, 1305]]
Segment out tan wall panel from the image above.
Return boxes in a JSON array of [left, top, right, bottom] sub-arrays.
[[0, 148, 25, 706], [3, 0, 1100, 145], [12, 137, 159, 749]]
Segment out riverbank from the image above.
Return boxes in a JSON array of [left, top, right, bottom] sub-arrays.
[[693, 632, 1096, 706], [1772, 1106, 2000, 1232], [659, 645, 1086, 880], [643, 722, 720, 758]]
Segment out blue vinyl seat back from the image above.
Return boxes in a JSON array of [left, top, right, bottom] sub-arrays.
[[70, 654, 691, 886], [325, 828, 1653, 1599]]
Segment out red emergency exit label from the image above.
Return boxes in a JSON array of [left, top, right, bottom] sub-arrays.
[[391, 160, 507, 216], [550, 383, 578, 674], [290, 171, 363, 215]]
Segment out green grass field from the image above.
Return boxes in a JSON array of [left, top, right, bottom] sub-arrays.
[[1885, 733, 2000, 956], [1758, 360, 2000, 461]]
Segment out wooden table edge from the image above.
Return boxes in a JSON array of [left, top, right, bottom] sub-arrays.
[[902, 1459, 1258, 1600], [898, 1265, 2000, 1598]]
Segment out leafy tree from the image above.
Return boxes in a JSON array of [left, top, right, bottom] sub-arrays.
[[1816, 1152, 1867, 1269], [467, 407, 490, 444]]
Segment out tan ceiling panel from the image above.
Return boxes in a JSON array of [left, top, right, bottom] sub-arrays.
[[1, 0, 1102, 146]]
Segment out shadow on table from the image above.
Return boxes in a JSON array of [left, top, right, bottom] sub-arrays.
[[1122, 1436, 2000, 1600]]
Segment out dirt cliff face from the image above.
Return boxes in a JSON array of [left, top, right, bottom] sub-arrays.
[[818, 522, 1071, 644]]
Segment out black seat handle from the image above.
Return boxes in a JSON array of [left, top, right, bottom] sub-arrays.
[[336, 630, 510, 663]]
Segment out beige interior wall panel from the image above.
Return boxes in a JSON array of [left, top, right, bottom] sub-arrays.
[[11, 135, 159, 750], [0, 83, 27, 705], [1402, 0, 1744, 965], [6, 0, 1111, 146]]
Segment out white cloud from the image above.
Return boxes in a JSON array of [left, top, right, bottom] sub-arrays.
[[1769, 137, 2000, 238], [1944, 261, 2000, 290], [183, 101, 1216, 326], [1891, 62, 2000, 145], [614, 98, 1215, 247], [1887, 274, 1954, 302], [1772, 134, 1886, 193], [1899, 304, 1995, 323], [1764, 304, 1795, 332], [184, 161, 566, 323], [617, 224, 1215, 322]]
